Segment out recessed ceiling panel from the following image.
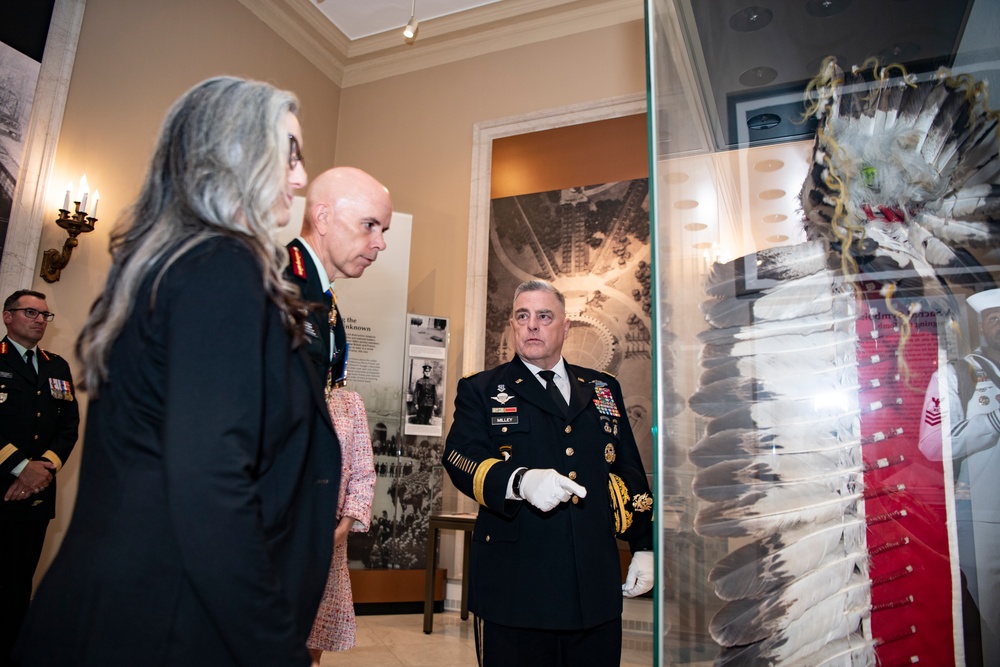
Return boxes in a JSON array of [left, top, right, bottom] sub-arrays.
[[681, 0, 976, 149]]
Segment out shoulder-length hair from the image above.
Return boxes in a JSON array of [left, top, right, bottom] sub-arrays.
[[77, 76, 306, 393]]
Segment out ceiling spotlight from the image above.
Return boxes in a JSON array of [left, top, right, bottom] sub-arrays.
[[403, 0, 419, 41], [403, 16, 419, 40]]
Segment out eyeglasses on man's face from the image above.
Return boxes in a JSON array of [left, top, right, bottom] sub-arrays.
[[7, 308, 55, 322], [288, 134, 304, 171]]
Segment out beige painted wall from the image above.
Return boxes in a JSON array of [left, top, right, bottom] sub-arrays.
[[26, 0, 341, 581], [334, 19, 647, 434]]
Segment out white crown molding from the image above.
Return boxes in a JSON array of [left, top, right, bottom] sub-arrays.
[[236, 0, 350, 86], [238, 0, 644, 89], [344, 0, 644, 87]]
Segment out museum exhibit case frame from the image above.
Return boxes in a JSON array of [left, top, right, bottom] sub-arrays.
[[645, 0, 1000, 665]]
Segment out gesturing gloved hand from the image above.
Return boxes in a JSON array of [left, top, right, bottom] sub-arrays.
[[520, 469, 587, 512], [622, 550, 654, 598]]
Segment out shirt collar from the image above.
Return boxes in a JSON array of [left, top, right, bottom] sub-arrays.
[[521, 357, 568, 381], [297, 237, 333, 291], [6, 338, 34, 359]]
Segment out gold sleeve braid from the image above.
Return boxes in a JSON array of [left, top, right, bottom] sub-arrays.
[[0, 443, 17, 466], [473, 457, 503, 507], [42, 450, 64, 472]]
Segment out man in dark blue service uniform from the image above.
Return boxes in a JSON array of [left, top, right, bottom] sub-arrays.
[[443, 279, 653, 667], [0, 290, 79, 667]]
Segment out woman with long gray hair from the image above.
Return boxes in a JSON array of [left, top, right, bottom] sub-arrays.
[[16, 77, 340, 666]]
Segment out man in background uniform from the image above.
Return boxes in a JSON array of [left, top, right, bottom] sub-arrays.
[[286, 166, 392, 392], [442, 280, 654, 667], [0, 290, 79, 666], [919, 288, 1000, 666], [412, 363, 438, 424]]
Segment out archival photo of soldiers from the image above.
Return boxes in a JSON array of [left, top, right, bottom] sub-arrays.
[[486, 178, 654, 470], [0, 41, 41, 258], [349, 428, 443, 570], [404, 357, 444, 436]]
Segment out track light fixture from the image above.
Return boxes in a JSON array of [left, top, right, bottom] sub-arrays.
[[403, 0, 418, 41]]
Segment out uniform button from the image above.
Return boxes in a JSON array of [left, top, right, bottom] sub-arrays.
[[568, 471, 577, 480], [564, 425, 572, 434], [34, 435, 39, 440], [486, 535, 491, 543], [36, 412, 41, 417], [565, 447, 574, 456], [502, 427, 508, 433], [572, 495, 579, 504]]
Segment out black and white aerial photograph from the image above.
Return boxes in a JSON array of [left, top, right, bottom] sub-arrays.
[[486, 178, 654, 469], [0, 41, 40, 258]]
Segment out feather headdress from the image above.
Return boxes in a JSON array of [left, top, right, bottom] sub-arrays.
[[689, 58, 1000, 666]]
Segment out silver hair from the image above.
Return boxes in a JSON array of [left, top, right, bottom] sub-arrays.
[[512, 280, 565, 311], [77, 76, 305, 393]]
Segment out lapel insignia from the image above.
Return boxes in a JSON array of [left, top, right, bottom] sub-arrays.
[[514, 378, 524, 384], [38, 349, 51, 362], [0, 392, 6, 403], [592, 385, 620, 417], [289, 245, 307, 280], [491, 390, 513, 405], [605, 443, 616, 463], [0, 342, 6, 354], [613, 420, 619, 437], [500, 445, 512, 460]]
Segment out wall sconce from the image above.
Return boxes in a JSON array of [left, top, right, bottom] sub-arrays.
[[40, 175, 99, 283]]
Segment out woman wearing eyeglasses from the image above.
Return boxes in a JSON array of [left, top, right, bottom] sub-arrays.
[[16, 77, 340, 667]]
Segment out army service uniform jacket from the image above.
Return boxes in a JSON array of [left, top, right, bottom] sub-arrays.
[[442, 354, 652, 631], [0, 337, 80, 521], [286, 239, 347, 388]]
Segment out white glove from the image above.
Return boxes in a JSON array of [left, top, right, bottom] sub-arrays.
[[520, 469, 587, 512], [622, 550, 654, 598]]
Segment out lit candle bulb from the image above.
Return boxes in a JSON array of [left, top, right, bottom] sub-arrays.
[[63, 182, 72, 211], [79, 175, 89, 213], [90, 190, 100, 218]]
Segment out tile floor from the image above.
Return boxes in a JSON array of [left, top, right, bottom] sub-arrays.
[[319, 611, 653, 666]]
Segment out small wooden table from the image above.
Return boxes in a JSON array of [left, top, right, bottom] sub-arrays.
[[423, 513, 476, 634]]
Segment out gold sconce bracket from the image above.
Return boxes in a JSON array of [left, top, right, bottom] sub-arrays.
[[40, 205, 97, 283]]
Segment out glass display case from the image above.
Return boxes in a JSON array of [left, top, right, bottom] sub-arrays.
[[646, 1, 1000, 665]]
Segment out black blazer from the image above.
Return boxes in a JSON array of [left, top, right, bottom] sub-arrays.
[[18, 238, 341, 667], [442, 354, 653, 631], [0, 337, 80, 520]]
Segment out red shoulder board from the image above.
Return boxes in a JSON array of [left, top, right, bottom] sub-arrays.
[[289, 246, 307, 280]]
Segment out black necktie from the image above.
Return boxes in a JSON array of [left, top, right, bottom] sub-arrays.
[[24, 350, 37, 380], [539, 369, 567, 416]]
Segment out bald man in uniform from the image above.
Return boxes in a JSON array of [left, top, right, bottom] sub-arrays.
[[285, 167, 392, 393]]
